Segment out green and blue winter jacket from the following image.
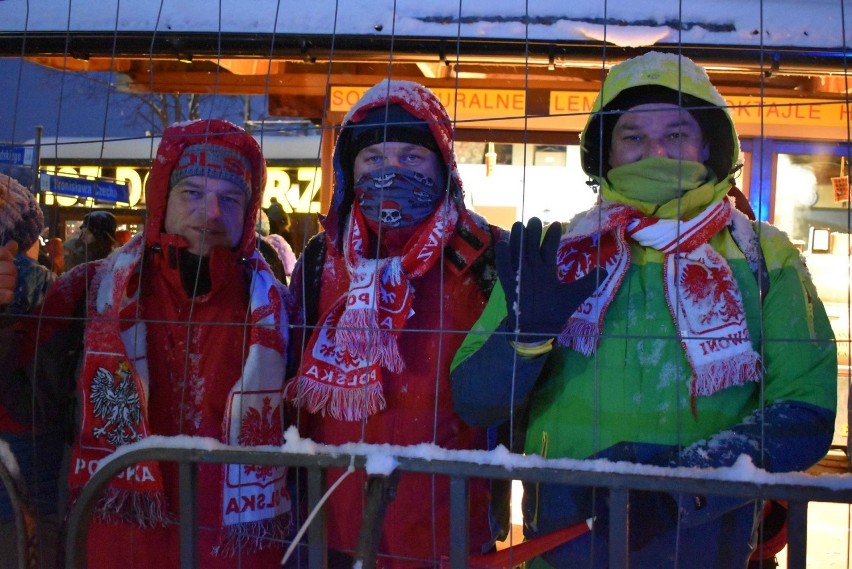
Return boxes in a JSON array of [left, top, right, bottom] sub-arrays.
[[450, 51, 837, 569]]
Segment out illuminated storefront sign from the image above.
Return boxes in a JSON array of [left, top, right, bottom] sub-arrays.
[[263, 166, 322, 213], [332, 88, 852, 131], [723, 96, 851, 127], [40, 166, 322, 213], [549, 91, 852, 130], [330, 86, 527, 120]]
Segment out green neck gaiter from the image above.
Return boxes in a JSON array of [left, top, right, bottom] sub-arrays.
[[603, 157, 728, 218]]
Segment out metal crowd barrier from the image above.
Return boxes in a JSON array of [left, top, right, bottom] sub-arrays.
[[63, 441, 852, 569]]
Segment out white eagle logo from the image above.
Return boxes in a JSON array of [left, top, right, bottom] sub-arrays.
[[90, 361, 142, 447]]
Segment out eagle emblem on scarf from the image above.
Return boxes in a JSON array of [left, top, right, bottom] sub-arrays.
[[237, 397, 283, 481], [90, 361, 142, 447]]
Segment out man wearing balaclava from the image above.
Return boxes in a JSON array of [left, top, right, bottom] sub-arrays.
[[451, 52, 836, 568], [0, 119, 292, 568], [285, 80, 598, 567]]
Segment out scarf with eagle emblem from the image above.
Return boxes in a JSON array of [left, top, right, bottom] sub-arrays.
[[556, 198, 763, 405], [68, 233, 291, 554]]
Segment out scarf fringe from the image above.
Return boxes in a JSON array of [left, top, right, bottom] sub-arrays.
[[690, 352, 762, 397], [335, 309, 404, 373], [214, 515, 291, 557], [96, 487, 172, 528], [560, 318, 599, 356], [285, 375, 387, 422]]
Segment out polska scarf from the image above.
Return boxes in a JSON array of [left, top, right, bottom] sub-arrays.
[[286, 196, 459, 421], [557, 198, 762, 399], [68, 234, 290, 552]]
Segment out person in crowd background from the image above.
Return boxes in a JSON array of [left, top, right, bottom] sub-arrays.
[[263, 197, 297, 279], [265, 232, 295, 281], [451, 51, 837, 569], [0, 119, 292, 569], [0, 177, 57, 316], [265, 195, 287, 237], [64, 211, 117, 270], [41, 235, 64, 275], [285, 79, 508, 568], [256, 209, 295, 283], [0, 174, 62, 569]]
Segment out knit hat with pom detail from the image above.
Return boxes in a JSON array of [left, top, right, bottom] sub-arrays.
[[0, 174, 44, 252]]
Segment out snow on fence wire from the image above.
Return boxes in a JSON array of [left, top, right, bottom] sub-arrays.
[[63, 429, 852, 569]]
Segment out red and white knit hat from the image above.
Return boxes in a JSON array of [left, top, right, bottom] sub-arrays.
[[169, 142, 253, 196]]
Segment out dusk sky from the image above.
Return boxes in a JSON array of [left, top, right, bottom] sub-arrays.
[[0, 58, 265, 142]]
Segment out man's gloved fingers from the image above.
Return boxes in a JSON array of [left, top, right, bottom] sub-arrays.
[[495, 239, 516, 295], [540, 221, 563, 261], [508, 220, 524, 268], [523, 217, 543, 266]]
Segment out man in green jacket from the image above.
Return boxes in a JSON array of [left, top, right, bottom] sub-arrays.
[[451, 51, 837, 568]]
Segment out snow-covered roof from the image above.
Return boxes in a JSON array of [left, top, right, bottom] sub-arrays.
[[0, 0, 849, 51]]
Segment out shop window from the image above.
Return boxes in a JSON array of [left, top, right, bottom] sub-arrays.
[[774, 153, 850, 249], [775, 151, 852, 372]]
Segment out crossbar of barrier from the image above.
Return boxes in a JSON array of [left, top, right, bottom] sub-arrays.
[[64, 442, 852, 569]]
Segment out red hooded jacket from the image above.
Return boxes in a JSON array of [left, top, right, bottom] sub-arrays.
[[14, 119, 289, 569], [288, 81, 504, 567]]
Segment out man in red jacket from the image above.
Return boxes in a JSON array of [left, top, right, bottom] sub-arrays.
[[0, 119, 292, 569], [285, 80, 506, 568]]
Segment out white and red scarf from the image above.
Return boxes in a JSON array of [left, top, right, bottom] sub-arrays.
[[557, 199, 762, 399], [68, 234, 290, 552], [286, 197, 459, 421]]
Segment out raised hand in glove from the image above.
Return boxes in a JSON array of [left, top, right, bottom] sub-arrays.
[[496, 217, 604, 344]]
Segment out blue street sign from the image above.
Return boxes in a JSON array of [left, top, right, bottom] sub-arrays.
[[39, 171, 129, 204], [0, 144, 34, 167]]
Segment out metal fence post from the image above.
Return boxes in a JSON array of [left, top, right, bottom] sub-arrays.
[[178, 461, 198, 569], [786, 500, 809, 569], [609, 488, 629, 569], [449, 476, 469, 568], [307, 465, 327, 569]]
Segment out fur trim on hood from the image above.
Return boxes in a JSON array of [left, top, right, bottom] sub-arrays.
[[323, 79, 465, 250]]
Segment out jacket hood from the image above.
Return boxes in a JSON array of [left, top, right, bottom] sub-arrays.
[[580, 51, 739, 184], [145, 118, 266, 258], [324, 79, 464, 249]]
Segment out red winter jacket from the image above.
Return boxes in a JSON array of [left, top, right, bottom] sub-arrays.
[[12, 119, 288, 569], [288, 80, 503, 568]]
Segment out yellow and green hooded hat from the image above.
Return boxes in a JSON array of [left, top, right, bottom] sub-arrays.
[[580, 51, 739, 185]]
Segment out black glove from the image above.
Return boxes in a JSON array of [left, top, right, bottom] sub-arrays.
[[496, 217, 605, 343]]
